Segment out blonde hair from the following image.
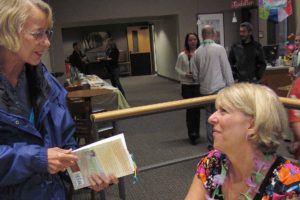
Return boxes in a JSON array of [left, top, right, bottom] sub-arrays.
[[215, 83, 288, 153], [0, 0, 53, 52]]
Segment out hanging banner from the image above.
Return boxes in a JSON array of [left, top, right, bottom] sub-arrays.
[[259, 0, 292, 22], [263, 0, 287, 10], [259, 7, 270, 20], [231, 0, 256, 9]]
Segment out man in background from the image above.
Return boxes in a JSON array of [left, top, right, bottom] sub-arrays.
[[288, 33, 300, 78], [229, 22, 266, 83], [69, 42, 88, 73], [191, 25, 234, 150]]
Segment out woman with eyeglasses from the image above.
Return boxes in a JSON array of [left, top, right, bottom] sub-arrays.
[[0, 0, 117, 199]]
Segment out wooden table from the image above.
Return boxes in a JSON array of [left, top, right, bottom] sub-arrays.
[[67, 75, 129, 111], [67, 88, 112, 98]]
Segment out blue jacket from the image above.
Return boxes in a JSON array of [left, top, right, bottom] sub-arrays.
[[0, 64, 77, 199]]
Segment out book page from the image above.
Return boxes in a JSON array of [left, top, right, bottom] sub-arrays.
[[67, 134, 134, 190]]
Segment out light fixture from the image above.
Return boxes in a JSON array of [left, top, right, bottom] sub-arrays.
[[197, 17, 201, 26], [232, 11, 237, 23]]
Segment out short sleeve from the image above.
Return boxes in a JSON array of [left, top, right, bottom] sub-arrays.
[[196, 150, 227, 197]]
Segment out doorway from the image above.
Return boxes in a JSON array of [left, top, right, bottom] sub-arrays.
[[127, 25, 154, 76]]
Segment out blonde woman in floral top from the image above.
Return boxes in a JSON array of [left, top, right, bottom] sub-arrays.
[[185, 83, 300, 200]]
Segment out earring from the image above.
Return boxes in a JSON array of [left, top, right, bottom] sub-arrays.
[[246, 134, 250, 140]]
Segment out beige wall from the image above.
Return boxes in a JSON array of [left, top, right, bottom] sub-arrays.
[[154, 16, 179, 79]]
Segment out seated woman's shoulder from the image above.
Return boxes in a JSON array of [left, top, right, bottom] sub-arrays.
[[276, 159, 300, 184], [202, 150, 225, 162], [268, 159, 300, 197], [197, 150, 226, 173]]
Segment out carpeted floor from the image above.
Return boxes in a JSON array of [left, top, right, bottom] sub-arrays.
[[73, 74, 293, 200]]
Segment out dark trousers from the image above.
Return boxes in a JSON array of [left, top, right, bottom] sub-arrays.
[[106, 66, 125, 97], [181, 84, 200, 139], [200, 91, 219, 150]]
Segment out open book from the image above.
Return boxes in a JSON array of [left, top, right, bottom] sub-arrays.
[[67, 133, 135, 190]]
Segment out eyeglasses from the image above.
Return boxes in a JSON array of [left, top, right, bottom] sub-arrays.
[[26, 29, 53, 41]]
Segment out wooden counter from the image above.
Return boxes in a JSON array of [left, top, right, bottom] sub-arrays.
[[262, 65, 292, 97], [67, 88, 112, 98]]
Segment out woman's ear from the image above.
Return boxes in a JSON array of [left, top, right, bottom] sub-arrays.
[[246, 118, 255, 137], [248, 118, 255, 129]]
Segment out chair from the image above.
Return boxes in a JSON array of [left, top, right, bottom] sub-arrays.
[[66, 88, 125, 200], [66, 98, 116, 200], [67, 97, 113, 145]]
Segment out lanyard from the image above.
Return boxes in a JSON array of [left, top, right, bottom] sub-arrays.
[[29, 108, 35, 125], [201, 39, 214, 47]]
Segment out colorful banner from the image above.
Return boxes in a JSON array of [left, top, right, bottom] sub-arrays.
[[258, 0, 292, 22], [259, 7, 270, 20], [263, 0, 287, 10]]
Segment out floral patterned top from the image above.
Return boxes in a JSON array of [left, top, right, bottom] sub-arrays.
[[197, 150, 300, 200]]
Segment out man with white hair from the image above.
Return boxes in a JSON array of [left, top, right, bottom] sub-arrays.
[[191, 25, 234, 150]]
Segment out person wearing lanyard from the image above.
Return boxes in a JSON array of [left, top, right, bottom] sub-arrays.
[[191, 25, 234, 150], [185, 83, 300, 200]]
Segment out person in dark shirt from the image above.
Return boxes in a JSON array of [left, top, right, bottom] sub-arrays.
[[105, 39, 125, 96], [69, 42, 88, 73], [229, 22, 266, 83]]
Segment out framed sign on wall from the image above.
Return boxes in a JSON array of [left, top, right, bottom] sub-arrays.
[[197, 13, 224, 46], [231, 0, 256, 9]]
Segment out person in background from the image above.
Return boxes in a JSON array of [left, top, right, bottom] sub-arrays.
[[69, 42, 88, 73], [191, 25, 234, 150], [0, 0, 117, 199], [288, 76, 300, 161], [185, 83, 300, 200], [229, 22, 266, 83], [105, 38, 125, 97], [288, 33, 300, 78], [287, 33, 300, 162], [175, 33, 201, 145]]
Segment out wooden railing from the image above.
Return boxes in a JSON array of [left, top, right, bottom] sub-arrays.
[[91, 95, 300, 122], [91, 95, 300, 199]]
